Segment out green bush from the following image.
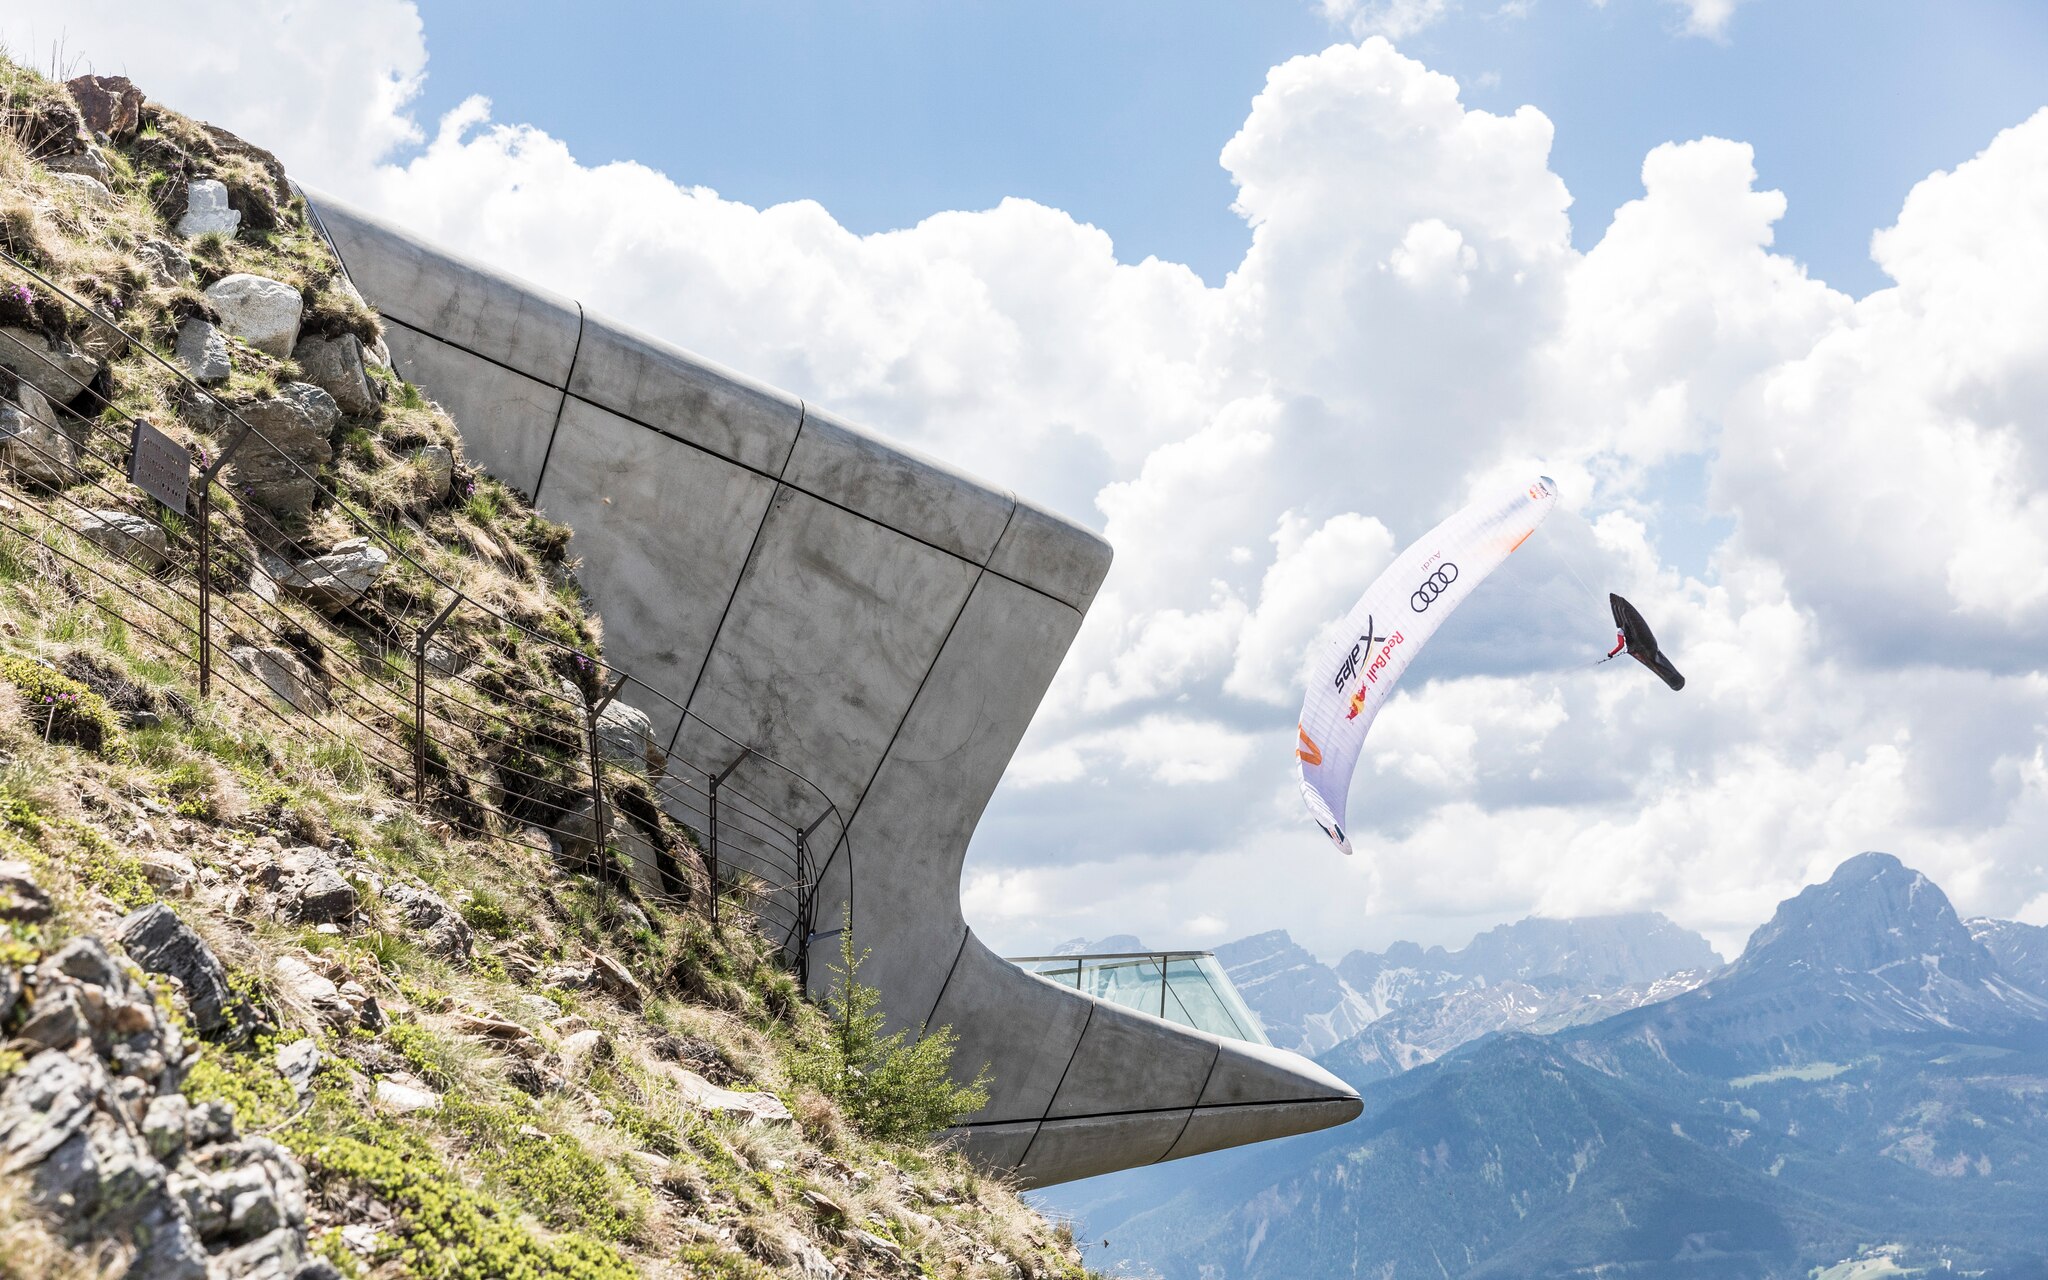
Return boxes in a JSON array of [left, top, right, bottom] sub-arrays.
[[790, 916, 991, 1144], [0, 655, 118, 754]]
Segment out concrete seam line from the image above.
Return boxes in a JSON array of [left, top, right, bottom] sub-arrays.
[[529, 300, 586, 507], [676, 483, 790, 734], [842, 495, 1015, 824], [376, 318, 1088, 613], [375, 309, 572, 392], [1015, 999, 1093, 1173], [961, 1094, 1361, 1129], [1159, 1042, 1223, 1163], [920, 927, 973, 1035]]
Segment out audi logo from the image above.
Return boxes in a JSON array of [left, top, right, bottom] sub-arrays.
[[1410, 562, 1460, 611]]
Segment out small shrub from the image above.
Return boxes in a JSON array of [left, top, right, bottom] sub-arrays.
[[0, 654, 118, 753], [789, 916, 991, 1144]]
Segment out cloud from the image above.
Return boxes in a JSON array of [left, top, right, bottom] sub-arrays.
[[15, 8, 2048, 961], [1319, 0, 1456, 41]]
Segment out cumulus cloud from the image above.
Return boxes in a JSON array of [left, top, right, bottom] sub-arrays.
[[13, 5, 2048, 960]]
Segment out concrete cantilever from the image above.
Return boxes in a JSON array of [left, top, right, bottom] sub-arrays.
[[306, 191, 1362, 1187]]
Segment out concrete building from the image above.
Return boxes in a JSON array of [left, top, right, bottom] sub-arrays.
[[307, 192, 1360, 1187]]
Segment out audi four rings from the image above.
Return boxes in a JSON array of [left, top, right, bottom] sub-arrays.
[[1410, 562, 1460, 611]]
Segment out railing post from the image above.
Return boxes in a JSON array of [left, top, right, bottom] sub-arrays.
[[195, 482, 211, 697], [586, 673, 628, 908], [192, 427, 252, 701], [706, 748, 752, 931], [413, 594, 464, 806]]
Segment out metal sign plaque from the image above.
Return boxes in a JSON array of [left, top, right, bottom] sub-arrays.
[[128, 419, 190, 513]]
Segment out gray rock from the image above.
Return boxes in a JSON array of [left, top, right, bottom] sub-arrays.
[[381, 882, 472, 962], [176, 178, 242, 239], [422, 637, 469, 676], [203, 274, 302, 358], [278, 537, 388, 613], [407, 443, 454, 505], [0, 327, 101, 404], [0, 382, 75, 486], [143, 1093, 190, 1159], [136, 240, 194, 286], [186, 1101, 235, 1147], [596, 698, 667, 775], [118, 903, 233, 1036], [274, 847, 356, 922], [0, 967, 17, 1025], [45, 147, 112, 186], [0, 1049, 102, 1173], [221, 382, 336, 516], [38, 936, 127, 993], [271, 957, 353, 1030], [175, 318, 232, 385], [291, 333, 377, 417], [16, 987, 89, 1050], [50, 171, 115, 207], [76, 508, 169, 569], [274, 1039, 321, 1101], [227, 645, 328, 716], [0, 858, 52, 921]]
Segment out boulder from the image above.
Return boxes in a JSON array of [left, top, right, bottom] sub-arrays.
[[381, 882, 472, 962], [175, 317, 231, 385], [0, 382, 74, 486], [272, 847, 356, 923], [203, 274, 302, 358], [176, 178, 242, 240], [0, 859, 52, 922], [407, 443, 454, 505], [50, 171, 115, 207], [226, 645, 327, 715], [596, 698, 667, 775], [271, 956, 354, 1030], [64, 75, 145, 143], [75, 509, 169, 569], [221, 382, 337, 516], [45, 148, 113, 186], [118, 903, 232, 1036], [588, 951, 647, 1012], [136, 240, 194, 286], [274, 1039, 321, 1100], [0, 327, 102, 403], [291, 333, 377, 417], [668, 1064, 793, 1126], [373, 1076, 440, 1114], [278, 537, 388, 613]]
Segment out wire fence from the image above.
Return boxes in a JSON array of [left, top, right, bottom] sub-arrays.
[[0, 246, 847, 981]]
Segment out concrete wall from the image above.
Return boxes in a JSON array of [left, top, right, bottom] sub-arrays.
[[307, 192, 1360, 1187]]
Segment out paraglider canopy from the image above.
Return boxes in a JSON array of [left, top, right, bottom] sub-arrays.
[[1607, 594, 1684, 691]]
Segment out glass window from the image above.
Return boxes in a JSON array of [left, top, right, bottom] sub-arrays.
[[1007, 951, 1270, 1046]]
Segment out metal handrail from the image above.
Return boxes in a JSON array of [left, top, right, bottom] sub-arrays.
[[0, 244, 857, 979]]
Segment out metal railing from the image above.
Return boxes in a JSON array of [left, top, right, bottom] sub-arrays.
[[1006, 950, 1271, 1045], [0, 247, 852, 980]]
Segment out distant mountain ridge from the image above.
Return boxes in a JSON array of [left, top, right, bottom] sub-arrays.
[[1213, 910, 1720, 1059], [1040, 853, 2048, 1279]]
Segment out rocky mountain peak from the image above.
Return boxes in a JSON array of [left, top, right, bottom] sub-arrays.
[[1733, 852, 1993, 982]]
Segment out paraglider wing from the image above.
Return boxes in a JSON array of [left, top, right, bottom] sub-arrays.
[[1295, 477, 1559, 855], [1608, 593, 1685, 691]]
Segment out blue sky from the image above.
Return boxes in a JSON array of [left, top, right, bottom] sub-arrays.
[[401, 0, 2048, 295], [18, 0, 2048, 960]]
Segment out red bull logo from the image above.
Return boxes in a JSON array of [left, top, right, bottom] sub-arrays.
[[1344, 629, 1406, 718]]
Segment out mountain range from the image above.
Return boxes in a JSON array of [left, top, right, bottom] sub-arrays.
[[1037, 853, 2048, 1278]]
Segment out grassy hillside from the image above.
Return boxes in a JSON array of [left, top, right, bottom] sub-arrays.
[[0, 58, 1093, 1280]]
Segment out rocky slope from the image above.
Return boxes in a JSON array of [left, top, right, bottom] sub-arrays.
[[0, 62, 1092, 1280]]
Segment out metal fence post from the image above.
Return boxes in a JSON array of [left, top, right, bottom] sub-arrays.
[[707, 748, 751, 930], [195, 483, 211, 697], [191, 427, 253, 699], [585, 673, 628, 908], [413, 595, 464, 805]]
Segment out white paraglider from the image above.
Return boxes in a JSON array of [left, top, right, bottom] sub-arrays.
[[1295, 477, 1559, 854]]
